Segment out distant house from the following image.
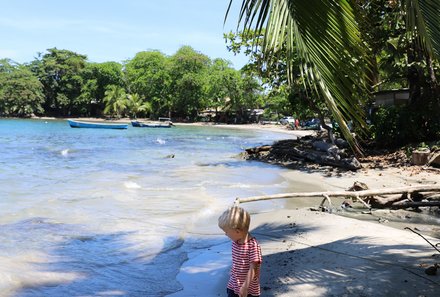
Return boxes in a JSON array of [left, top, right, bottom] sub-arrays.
[[373, 89, 410, 107], [249, 109, 264, 123]]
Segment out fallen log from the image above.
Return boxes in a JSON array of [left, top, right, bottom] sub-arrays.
[[234, 185, 440, 209], [367, 194, 405, 208], [390, 201, 440, 209], [366, 191, 428, 208], [426, 193, 440, 200]]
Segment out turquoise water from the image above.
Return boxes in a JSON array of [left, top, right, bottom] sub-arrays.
[[0, 119, 296, 296]]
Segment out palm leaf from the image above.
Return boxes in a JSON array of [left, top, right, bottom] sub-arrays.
[[229, 0, 370, 154], [406, 0, 440, 59]]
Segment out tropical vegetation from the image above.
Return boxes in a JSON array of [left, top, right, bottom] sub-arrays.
[[226, 0, 440, 152], [1, 0, 440, 153], [0, 47, 263, 123]]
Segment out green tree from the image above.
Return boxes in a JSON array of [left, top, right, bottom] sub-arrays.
[[352, 0, 406, 90], [227, 0, 372, 152], [30, 48, 87, 116], [263, 86, 291, 118], [228, 0, 440, 152], [225, 29, 320, 124], [225, 29, 288, 90], [169, 46, 210, 120], [126, 93, 152, 118], [205, 58, 246, 121], [124, 51, 172, 118], [352, 1, 440, 145], [80, 61, 124, 116], [0, 59, 44, 117], [103, 85, 128, 118]]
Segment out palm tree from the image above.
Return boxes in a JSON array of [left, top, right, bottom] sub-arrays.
[[227, 0, 440, 154], [103, 85, 127, 118], [126, 93, 152, 119]]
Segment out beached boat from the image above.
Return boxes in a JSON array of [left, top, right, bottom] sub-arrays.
[[67, 119, 128, 129], [131, 118, 173, 128]]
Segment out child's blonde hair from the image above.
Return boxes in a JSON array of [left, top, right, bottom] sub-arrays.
[[218, 206, 251, 232]]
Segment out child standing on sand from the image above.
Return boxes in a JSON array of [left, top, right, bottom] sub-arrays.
[[218, 206, 262, 297]]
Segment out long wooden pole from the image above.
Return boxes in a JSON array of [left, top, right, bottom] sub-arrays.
[[234, 185, 440, 205]]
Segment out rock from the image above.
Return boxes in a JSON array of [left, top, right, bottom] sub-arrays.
[[341, 157, 362, 170], [328, 145, 341, 160], [312, 140, 333, 152], [335, 138, 349, 148], [347, 181, 369, 191], [245, 145, 272, 154], [425, 265, 438, 276]]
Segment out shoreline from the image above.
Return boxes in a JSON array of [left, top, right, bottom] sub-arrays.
[[164, 121, 440, 296], [26, 116, 314, 137], [170, 163, 440, 296], [19, 117, 440, 295]]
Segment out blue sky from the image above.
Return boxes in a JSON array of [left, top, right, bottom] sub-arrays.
[[0, 0, 248, 69]]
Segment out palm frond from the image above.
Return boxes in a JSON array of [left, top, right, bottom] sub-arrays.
[[232, 0, 369, 154], [406, 0, 440, 59]]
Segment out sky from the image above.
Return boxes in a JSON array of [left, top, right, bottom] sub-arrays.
[[0, 0, 248, 69]]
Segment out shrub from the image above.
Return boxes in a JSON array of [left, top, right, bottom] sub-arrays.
[[371, 105, 440, 148]]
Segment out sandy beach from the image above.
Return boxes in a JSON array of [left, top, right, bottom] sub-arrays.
[[167, 122, 440, 297], [36, 118, 440, 296]]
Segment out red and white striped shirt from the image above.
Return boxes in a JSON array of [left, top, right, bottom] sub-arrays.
[[227, 236, 262, 296]]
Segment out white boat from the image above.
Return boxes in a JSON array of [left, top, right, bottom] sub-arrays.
[[131, 118, 173, 128]]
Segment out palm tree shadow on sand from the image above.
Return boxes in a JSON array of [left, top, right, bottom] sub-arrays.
[[249, 221, 440, 297]]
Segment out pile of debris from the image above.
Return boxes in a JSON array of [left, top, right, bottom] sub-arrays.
[[241, 134, 440, 172], [241, 135, 361, 170]]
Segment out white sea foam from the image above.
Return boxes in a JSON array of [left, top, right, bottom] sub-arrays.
[[156, 138, 166, 144], [61, 149, 69, 156], [124, 181, 141, 189]]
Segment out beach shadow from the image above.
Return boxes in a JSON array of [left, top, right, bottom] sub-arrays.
[[2, 218, 186, 297], [250, 222, 440, 297]]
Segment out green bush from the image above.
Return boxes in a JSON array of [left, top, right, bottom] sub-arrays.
[[371, 105, 440, 148]]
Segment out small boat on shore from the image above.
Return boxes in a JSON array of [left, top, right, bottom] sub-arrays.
[[131, 117, 173, 128], [67, 119, 128, 129], [131, 121, 172, 128]]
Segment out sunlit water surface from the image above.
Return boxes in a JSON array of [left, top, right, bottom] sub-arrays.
[[0, 119, 313, 297]]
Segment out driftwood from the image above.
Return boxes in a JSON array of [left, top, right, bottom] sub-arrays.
[[427, 152, 440, 167], [367, 194, 404, 208], [366, 192, 428, 208], [234, 184, 440, 210], [389, 201, 440, 209]]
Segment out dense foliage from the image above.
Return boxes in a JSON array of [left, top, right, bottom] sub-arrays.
[[0, 46, 262, 122], [226, 0, 440, 150], [0, 59, 44, 117]]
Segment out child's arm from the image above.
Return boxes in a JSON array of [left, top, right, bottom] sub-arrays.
[[239, 261, 260, 297]]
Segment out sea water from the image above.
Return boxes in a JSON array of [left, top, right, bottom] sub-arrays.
[[0, 119, 303, 297]]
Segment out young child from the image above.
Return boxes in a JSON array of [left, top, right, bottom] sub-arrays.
[[218, 206, 262, 297]]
